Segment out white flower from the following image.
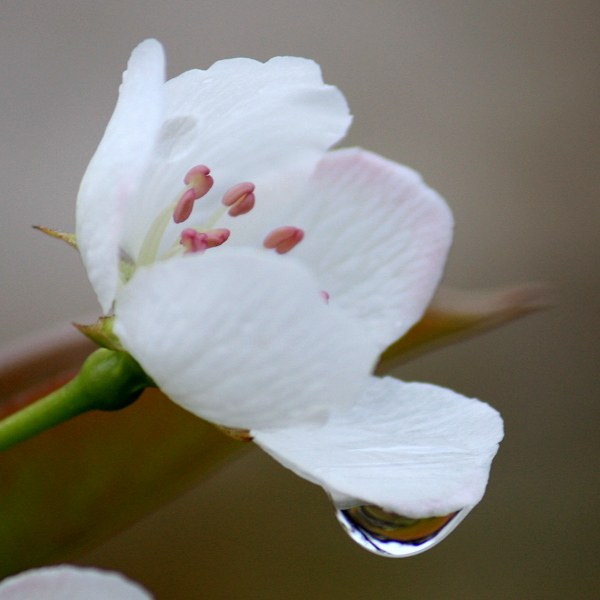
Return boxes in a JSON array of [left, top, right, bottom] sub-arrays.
[[76, 39, 503, 542], [0, 566, 152, 599]]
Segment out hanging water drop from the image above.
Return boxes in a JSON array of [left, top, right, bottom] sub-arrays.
[[335, 504, 471, 557]]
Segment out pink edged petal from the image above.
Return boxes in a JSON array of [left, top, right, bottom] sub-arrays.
[[76, 39, 166, 313], [113, 248, 379, 430], [284, 148, 454, 350], [123, 56, 352, 258], [253, 376, 503, 518], [0, 565, 153, 599]]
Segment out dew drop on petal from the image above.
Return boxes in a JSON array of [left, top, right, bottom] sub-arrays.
[[334, 504, 471, 557]]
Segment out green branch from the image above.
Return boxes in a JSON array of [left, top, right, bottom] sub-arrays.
[[0, 349, 153, 453]]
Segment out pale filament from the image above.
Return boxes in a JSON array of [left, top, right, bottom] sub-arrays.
[[136, 164, 306, 267], [136, 164, 259, 264], [137, 165, 213, 266]]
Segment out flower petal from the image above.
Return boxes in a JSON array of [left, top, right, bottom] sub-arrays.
[[113, 248, 379, 430], [76, 39, 166, 313], [0, 566, 152, 599], [283, 148, 454, 350], [122, 56, 352, 258], [253, 376, 503, 518]]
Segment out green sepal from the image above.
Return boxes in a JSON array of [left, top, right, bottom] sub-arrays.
[[74, 316, 125, 352], [0, 349, 154, 454], [77, 348, 154, 412], [33, 226, 78, 249]]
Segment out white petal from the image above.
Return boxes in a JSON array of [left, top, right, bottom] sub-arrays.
[[76, 39, 165, 312], [0, 566, 152, 599], [253, 376, 503, 518], [283, 148, 454, 350], [114, 248, 379, 430], [122, 56, 352, 258]]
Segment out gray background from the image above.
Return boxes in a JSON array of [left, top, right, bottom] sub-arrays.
[[1, 1, 599, 598]]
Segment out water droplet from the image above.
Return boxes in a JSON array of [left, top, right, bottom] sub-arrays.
[[335, 504, 471, 557]]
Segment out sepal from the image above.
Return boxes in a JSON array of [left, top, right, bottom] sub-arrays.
[[74, 316, 125, 352], [32, 226, 77, 249]]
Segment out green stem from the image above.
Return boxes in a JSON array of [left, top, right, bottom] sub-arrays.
[[0, 348, 153, 453]]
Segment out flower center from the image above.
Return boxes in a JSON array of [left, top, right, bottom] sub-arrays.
[[128, 164, 306, 280]]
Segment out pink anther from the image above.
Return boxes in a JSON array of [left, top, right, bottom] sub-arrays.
[[204, 228, 231, 248], [183, 165, 214, 198], [263, 226, 305, 254], [173, 188, 197, 224], [320, 290, 330, 304], [180, 229, 208, 253], [180, 228, 231, 253], [221, 182, 256, 217]]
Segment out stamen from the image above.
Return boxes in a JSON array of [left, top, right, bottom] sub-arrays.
[[138, 164, 214, 266], [320, 291, 330, 304], [184, 165, 214, 197], [263, 226, 305, 254], [173, 165, 214, 224], [180, 229, 208, 253], [204, 228, 231, 248], [222, 182, 256, 217], [173, 189, 197, 224], [179, 228, 231, 254]]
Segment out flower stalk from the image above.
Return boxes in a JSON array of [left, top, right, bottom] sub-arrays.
[[0, 349, 152, 453]]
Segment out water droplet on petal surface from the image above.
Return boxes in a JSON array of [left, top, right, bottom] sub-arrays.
[[335, 504, 471, 557]]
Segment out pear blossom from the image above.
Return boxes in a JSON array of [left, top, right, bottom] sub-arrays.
[[0, 566, 152, 599], [76, 38, 503, 550]]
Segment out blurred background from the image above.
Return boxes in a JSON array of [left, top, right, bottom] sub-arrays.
[[1, 0, 599, 598]]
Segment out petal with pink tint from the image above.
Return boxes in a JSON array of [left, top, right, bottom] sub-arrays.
[[283, 148, 454, 350], [0, 565, 152, 600]]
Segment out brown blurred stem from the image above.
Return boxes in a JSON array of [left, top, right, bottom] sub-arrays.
[[376, 283, 549, 374]]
